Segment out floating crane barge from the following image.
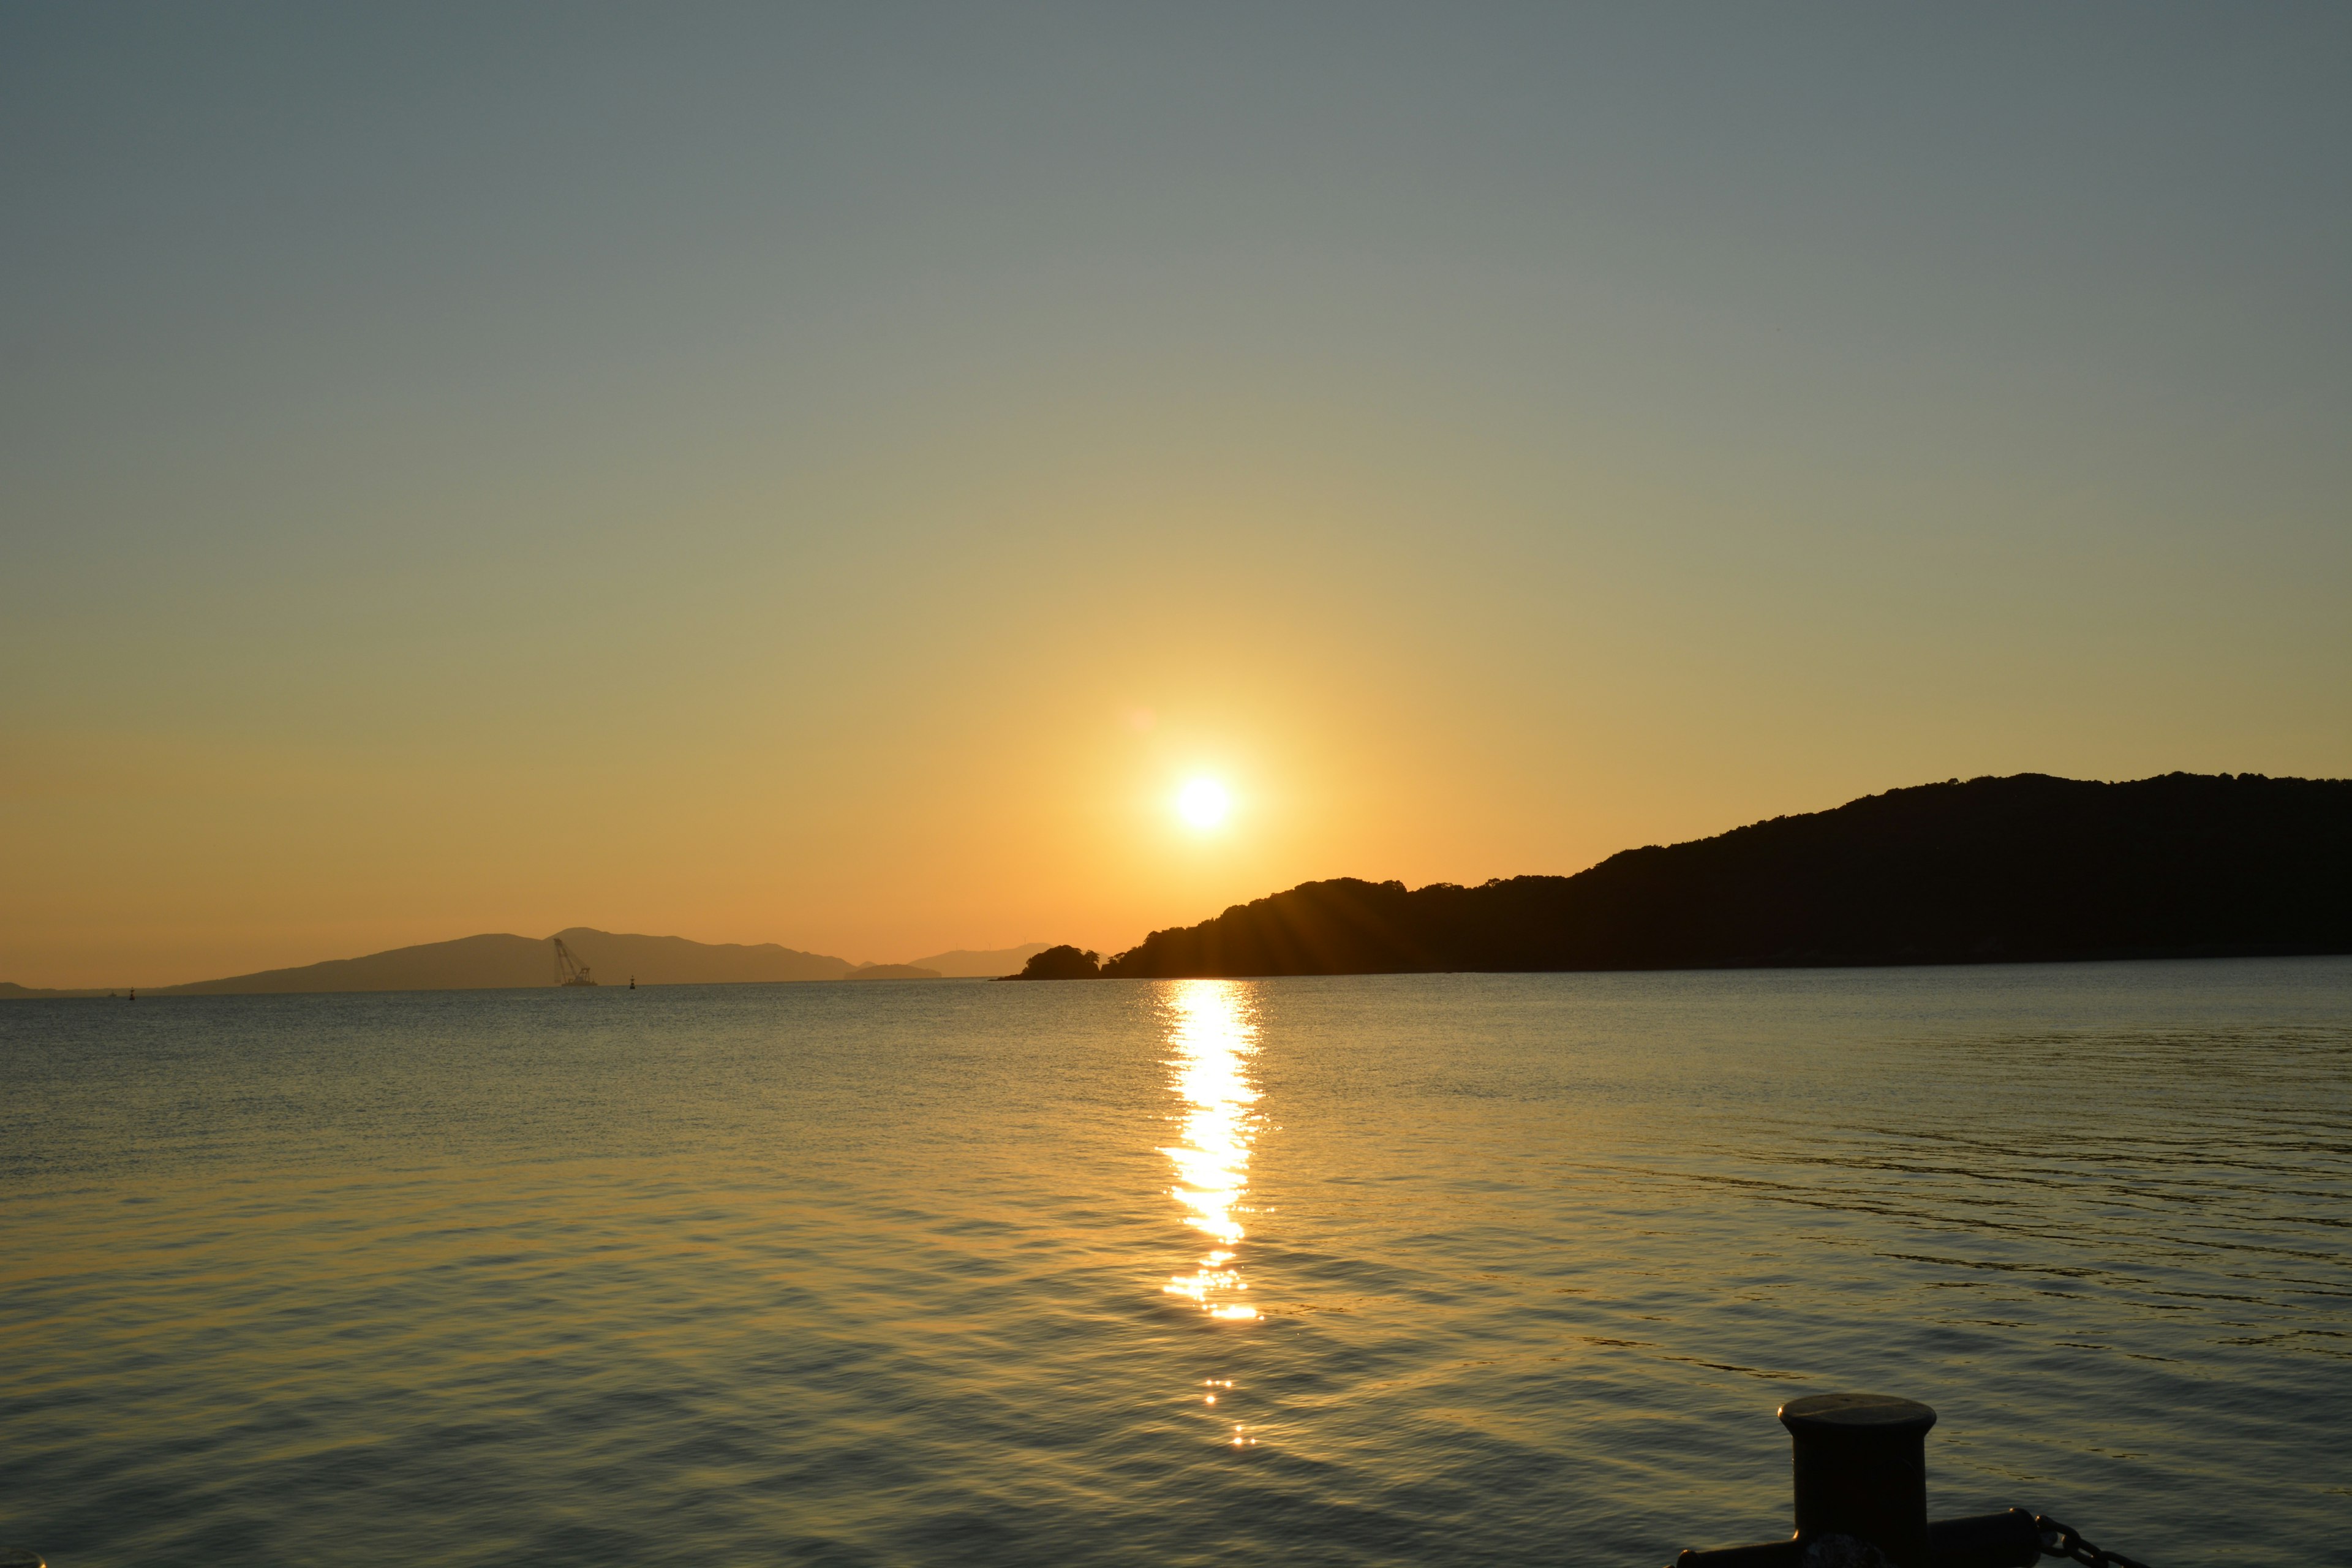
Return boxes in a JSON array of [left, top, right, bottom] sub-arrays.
[[552, 937, 598, 987]]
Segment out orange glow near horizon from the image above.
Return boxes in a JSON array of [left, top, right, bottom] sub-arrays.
[[6, 10, 2346, 992]]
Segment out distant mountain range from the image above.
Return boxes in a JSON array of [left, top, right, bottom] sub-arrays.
[[1097, 772, 2352, 977], [903, 943, 1052, 978], [1, 933, 1056, 998], [159, 929, 859, 995]]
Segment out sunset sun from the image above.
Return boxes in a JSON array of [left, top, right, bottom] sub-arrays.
[[1176, 778, 1232, 830]]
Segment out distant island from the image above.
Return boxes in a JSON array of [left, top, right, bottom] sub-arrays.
[[2, 933, 1050, 998], [1001, 945, 1108, 980], [1025, 773, 2347, 978]]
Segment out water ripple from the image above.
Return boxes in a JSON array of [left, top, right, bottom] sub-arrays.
[[1, 959, 2346, 1564]]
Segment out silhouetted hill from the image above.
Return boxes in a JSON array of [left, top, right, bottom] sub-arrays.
[[1001, 945, 1104, 979], [1101, 774, 2352, 977], [849, 963, 945, 980], [151, 928, 859, 995]]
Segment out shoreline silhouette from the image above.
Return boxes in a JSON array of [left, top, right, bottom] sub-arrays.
[[1021, 772, 2351, 978]]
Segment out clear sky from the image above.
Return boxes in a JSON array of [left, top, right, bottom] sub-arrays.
[[6, 4, 2348, 987]]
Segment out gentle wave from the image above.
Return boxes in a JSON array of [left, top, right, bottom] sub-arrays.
[[2, 959, 2347, 1564]]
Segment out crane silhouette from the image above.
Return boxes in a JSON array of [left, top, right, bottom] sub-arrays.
[[552, 937, 598, 987]]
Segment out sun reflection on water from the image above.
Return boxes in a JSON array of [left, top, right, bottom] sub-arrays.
[[1158, 980, 1262, 1321]]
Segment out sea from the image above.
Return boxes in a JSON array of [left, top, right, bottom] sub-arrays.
[[2, 960, 2346, 1566]]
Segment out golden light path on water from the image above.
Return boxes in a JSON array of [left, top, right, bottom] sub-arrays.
[[1159, 980, 1262, 1330]]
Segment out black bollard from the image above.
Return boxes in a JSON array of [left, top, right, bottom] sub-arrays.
[[1781, 1392, 1935, 1564], [1673, 1395, 2042, 1568]]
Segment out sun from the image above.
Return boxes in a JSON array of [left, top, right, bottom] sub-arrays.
[[1176, 777, 1232, 830]]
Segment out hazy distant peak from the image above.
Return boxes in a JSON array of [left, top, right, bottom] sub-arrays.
[[900, 943, 1052, 978], [7, 932, 1050, 998], [129, 928, 864, 997], [548, 927, 841, 959]]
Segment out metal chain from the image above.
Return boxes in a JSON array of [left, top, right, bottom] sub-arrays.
[[2035, 1513, 2152, 1568]]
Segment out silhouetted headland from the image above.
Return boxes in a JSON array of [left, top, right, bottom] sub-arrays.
[[1099, 773, 2352, 978], [999, 945, 1106, 980]]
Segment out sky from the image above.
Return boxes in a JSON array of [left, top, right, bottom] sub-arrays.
[[5, 3, 2348, 987]]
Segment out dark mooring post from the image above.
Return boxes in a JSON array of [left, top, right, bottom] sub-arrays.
[[1674, 1393, 2041, 1568], [1781, 1393, 1934, 1565]]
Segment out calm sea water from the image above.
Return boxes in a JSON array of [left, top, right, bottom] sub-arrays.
[[2, 962, 2347, 1566]]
